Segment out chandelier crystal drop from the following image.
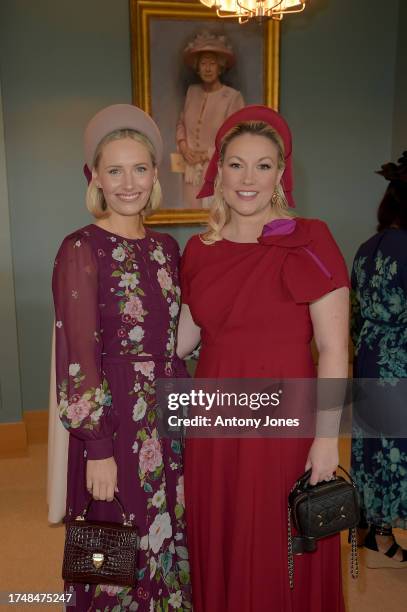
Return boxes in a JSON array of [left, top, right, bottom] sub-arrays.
[[199, 1, 307, 22]]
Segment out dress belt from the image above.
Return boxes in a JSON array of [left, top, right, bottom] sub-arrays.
[[102, 353, 178, 364]]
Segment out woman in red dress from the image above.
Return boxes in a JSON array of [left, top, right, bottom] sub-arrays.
[[177, 106, 349, 611]]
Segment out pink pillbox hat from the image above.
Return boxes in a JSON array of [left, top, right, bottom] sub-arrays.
[[198, 105, 294, 207], [83, 104, 163, 168]]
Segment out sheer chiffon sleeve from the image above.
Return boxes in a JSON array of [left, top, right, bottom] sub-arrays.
[[52, 233, 115, 460]]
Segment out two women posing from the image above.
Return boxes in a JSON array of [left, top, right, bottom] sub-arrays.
[[53, 103, 349, 611]]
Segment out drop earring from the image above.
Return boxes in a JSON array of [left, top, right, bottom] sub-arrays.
[[271, 189, 281, 206]]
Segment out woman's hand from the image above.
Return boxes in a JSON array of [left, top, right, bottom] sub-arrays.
[[198, 151, 209, 163], [305, 437, 339, 485], [86, 457, 118, 501], [179, 141, 201, 166]]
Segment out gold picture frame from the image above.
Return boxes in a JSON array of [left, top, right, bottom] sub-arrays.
[[130, 0, 280, 225]]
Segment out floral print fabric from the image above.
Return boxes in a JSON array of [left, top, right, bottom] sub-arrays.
[[53, 224, 191, 611], [351, 228, 407, 528]]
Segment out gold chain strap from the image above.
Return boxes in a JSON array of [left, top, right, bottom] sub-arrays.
[[350, 527, 359, 579], [288, 515, 359, 590], [287, 505, 295, 589]]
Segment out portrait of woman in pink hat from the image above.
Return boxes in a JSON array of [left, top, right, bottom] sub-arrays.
[[176, 31, 244, 209]]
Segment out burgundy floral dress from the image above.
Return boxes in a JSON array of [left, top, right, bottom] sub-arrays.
[[53, 224, 191, 611]]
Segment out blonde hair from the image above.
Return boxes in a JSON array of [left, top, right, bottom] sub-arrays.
[[86, 129, 162, 219], [202, 121, 292, 245]]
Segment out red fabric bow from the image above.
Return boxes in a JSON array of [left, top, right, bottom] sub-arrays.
[[197, 105, 294, 208]]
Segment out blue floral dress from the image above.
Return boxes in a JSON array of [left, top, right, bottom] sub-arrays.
[[351, 228, 407, 528]]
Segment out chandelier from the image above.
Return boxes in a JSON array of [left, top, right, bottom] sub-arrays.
[[199, 1, 307, 22]]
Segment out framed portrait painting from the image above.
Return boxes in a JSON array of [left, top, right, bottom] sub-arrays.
[[130, 0, 280, 225]]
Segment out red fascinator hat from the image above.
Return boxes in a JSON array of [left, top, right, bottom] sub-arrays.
[[197, 105, 294, 208]]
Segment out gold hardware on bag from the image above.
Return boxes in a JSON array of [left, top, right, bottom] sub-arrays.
[[92, 553, 104, 569], [288, 465, 360, 590]]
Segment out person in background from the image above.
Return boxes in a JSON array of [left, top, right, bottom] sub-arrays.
[[351, 151, 407, 567], [52, 104, 191, 610], [176, 31, 244, 208]]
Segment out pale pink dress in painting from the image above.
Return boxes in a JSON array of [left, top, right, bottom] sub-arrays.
[[176, 84, 244, 208]]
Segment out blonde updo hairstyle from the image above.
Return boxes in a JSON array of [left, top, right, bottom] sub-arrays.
[[202, 121, 291, 245], [86, 129, 162, 219]]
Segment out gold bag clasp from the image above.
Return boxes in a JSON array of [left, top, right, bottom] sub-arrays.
[[92, 553, 104, 569]]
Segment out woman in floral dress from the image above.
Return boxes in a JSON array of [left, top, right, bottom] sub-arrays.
[[351, 151, 407, 567], [53, 104, 191, 610]]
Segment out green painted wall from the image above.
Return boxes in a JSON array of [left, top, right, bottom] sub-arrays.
[[0, 0, 403, 421], [0, 0, 132, 420], [392, 0, 407, 159], [280, 0, 398, 261], [0, 85, 22, 423]]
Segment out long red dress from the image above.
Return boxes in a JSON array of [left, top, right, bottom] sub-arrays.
[[181, 218, 349, 612]]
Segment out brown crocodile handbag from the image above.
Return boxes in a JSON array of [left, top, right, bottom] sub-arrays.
[[62, 496, 138, 587]]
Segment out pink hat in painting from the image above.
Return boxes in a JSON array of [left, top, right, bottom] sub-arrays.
[[197, 105, 295, 208], [83, 103, 163, 169], [183, 31, 236, 70]]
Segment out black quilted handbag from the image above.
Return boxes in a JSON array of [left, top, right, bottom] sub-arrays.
[[288, 466, 360, 588], [63, 496, 138, 587]]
